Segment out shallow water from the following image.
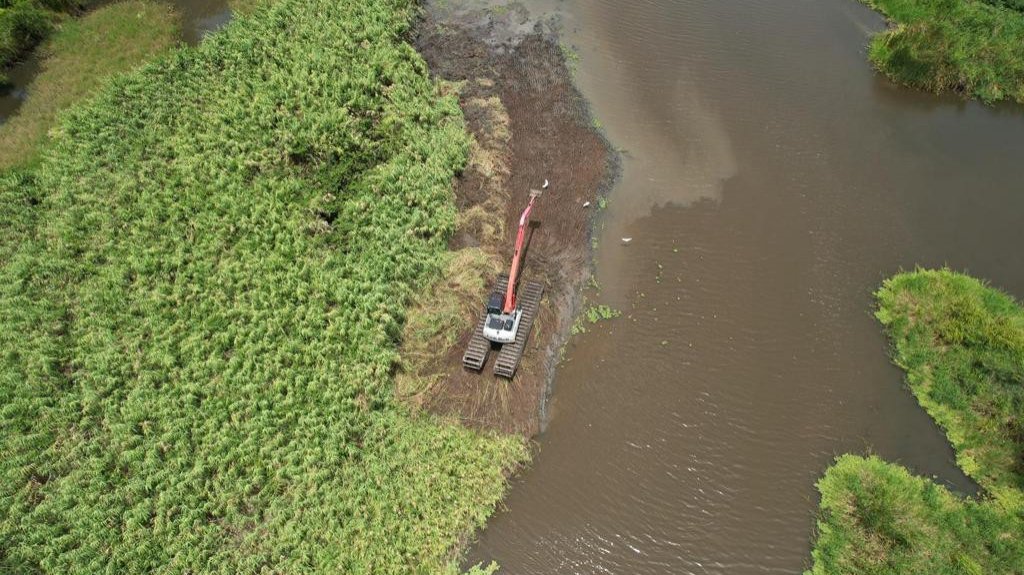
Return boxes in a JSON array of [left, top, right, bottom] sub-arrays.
[[0, 0, 231, 123], [465, 0, 1024, 573]]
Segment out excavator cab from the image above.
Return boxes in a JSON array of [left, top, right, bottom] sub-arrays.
[[486, 292, 503, 315], [484, 300, 522, 344]]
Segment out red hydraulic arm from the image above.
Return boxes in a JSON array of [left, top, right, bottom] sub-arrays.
[[503, 190, 542, 313]]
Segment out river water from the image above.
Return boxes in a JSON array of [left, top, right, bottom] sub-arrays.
[[466, 0, 1024, 573], [0, 0, 230, 123]]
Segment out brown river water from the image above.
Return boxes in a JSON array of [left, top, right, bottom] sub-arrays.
[[464, 0, 1024, 573]]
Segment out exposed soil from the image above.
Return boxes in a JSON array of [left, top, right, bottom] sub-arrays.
[[412, 7, 616, 436]]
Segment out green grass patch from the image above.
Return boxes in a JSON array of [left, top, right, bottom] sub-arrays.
[[876, 269, 1024, 501], [0, 0, 527, 572], [808, 454, 1023, 575], [863, 0, 1024, 103], [0, 0, 178, 169], [807, 269, 1024, 574]]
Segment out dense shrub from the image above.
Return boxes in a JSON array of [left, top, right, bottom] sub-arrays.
[[0, 0, 526, 573]]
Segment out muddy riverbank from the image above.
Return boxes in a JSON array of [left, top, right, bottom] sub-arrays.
[[409, 6, 615, 436], [459, 0, 1024, 573]]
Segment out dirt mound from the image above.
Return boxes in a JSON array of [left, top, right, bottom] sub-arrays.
[[409, 9, 616, 436]]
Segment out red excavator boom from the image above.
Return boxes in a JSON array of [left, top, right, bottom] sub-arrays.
[[503, 190, 541, 313]]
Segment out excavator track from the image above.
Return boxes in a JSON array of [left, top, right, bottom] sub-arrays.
[[494, 280, 543, 379], [462, 275, 509, 372]]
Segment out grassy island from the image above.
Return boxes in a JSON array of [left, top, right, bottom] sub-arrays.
[[864, 0, 1024, 104], [808, 269, 1024, 574], [0, 0, 526, 573]]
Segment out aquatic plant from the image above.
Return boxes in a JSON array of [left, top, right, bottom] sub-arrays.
[[0, 0, 526, 572]]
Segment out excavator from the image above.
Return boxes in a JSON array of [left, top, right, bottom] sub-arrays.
[[463, 189, 545, 378]]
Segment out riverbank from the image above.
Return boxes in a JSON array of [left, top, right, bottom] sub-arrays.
[[863, 0, 1024, 104], [406, 3, 616, 436], [0, 0, 529, 572], [0, 0, 95, 73], [808, 269, 1024, 574], [0, 0, 178, 168]]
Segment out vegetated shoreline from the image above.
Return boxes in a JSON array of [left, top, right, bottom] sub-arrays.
[[0, 0, 533, 572], [806, 269, 1024, 574], [862, 0, 1024, 104]]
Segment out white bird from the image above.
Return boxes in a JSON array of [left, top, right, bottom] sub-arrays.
[[621, 237, 633, 244], [542, 179, 549, 189], [582, 201, 591, 208]]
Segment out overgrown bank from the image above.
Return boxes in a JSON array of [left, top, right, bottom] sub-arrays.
[[0, 0, 95, 73], [807, 269, 1024, 574], [863, 0, 1024, 103], [0, 0, 178, 168], [0, 0, 527, 572]]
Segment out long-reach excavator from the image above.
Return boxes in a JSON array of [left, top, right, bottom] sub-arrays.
[[462, 189, 544, 378]]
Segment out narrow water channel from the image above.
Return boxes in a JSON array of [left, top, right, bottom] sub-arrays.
[[467, 0, 1024, 573], [0, 0, 231, 123]]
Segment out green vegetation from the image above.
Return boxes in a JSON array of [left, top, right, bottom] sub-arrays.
[[809, 454, 1022, 575], [807, 269, 1024, 574], [0, 0, 52, 71], [572, 303, 621, 335], [0, 0, 99, 72], [876, 269, 1024, 501], [864, 0, 1024, 103], [0, 0, 526, 573], [0, 0, 178, 168]]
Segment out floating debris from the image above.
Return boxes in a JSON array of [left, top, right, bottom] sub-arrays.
[[621, 237, 633, 244], [542, 178, 549, 189], [582, 201, 591, 208]]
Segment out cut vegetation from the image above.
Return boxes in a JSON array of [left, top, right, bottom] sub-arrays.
[[863, 0, 1024, 103], [807, 269, 1024, 574], [0, 0, 178, 168], [0, 0, 527, 573]]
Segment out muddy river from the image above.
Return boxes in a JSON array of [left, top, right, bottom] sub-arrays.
[[465, 0, 1024, 572]]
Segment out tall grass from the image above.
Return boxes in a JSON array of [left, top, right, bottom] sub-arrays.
[[864, 0, 1024, 103], [807, 269, 1024, 574], [0, 0, 527, 572]]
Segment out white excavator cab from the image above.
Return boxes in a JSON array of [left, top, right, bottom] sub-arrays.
[[483, 290, 523, 344]]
